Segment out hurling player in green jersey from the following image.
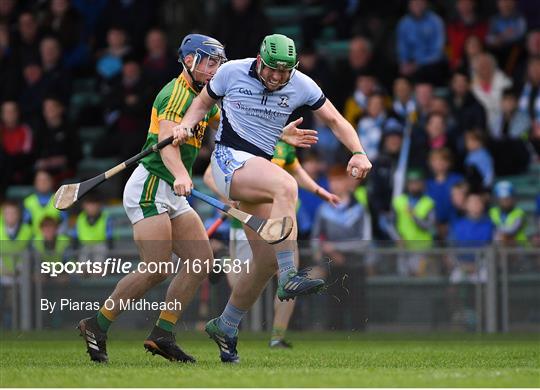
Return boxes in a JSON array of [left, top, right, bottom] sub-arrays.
[[77, 34, 227, 364]]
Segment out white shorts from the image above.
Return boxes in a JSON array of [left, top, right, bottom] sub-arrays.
[[123, 164, 192, 225], [229, 227, 252, 263], [210, 144, 257, 199]]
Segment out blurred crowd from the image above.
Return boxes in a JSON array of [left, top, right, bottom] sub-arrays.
[[1, 0, 540, 280]]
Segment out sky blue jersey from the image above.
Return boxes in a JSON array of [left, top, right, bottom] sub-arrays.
[[207, 58, 326, 158]]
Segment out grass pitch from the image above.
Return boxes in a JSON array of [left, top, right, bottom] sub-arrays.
[[0, 330, 538, 387]]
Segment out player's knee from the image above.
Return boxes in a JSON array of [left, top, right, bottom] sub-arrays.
[[275, 175, 298, 203]]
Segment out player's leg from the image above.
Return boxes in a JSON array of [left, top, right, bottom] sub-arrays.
[[78, 213, 173, 363], [228, 157, 324, 300], [270, 250, 299, 348], [144, 197, 213, 362], [206, 202, 277, 363]]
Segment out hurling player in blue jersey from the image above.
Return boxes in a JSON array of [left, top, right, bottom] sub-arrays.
[[174, 34, 372, 363]]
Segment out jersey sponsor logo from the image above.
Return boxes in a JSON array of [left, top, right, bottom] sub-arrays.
[[278, 96, 289, 107], [238, 87, 253, 96], [233, 100, 289, 121]]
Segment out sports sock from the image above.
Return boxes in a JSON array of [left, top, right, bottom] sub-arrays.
[[271, 326, 286, 342], [96, 307, 115, 332], [156, 311, 178, 333], [217, 302, 246, 337], [277, 250, 296, 284]]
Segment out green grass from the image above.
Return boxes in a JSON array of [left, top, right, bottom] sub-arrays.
[[1, 331, 539, 387]]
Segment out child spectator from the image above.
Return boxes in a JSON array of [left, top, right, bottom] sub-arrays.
[[449, 181, 469, 224], [0, 200, 33, 280], [39, 35, 71, 103], [73, 194, 113, 265], [1, 101, 34, 185], [489, 181, 527, 245], [448, 192, 493, 282], [356, 93, 389, 161], [33, 216, 71, 276], [388, 170, 436, 276], [426, 148, 464, 240], [464, 129, 494, 191], [23, 170, 65, 237], [96, 26, 131, 87]]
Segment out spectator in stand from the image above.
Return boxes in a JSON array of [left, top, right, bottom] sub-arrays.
[[1, 101, 34, 185], [489, 88, 531, 175], [311, 165, 370, 330], [368, 118, 403, 240], [95, 59, 150, 161], [457, 34, 485, 76], [489, 181, 527, 245], [471, 52, 512, 134], [34, 96, 80, 180], [297, 150, 330, 240], [23, 170, 65, 238], [96, 26, 131, 89], [142, 28, 177, 94], [448, 71, 487, 140], [0, 0, 16, 27], [33, 216, 71, 269], [0, 200, 33, 280], [513, 29, 540, 82], [39, 35, 71, 104], [449, 181, 469, 224], [414, 82, 434, 128], [335, 36, 381, 110], [42, 0, 87, 70], [464, 129, 494, 191], [0, 21, 20, 102], [356, 93, 391, 161], [343, 73, 379, 127], [448, 192, 493, 283], [447, 0, 488, 71], [392, 77, 417, 124], [73, 194, 113, 266], [531, 118, 540, 158], [426, 148, 464, 240], [518, 57, 540, 124], [13, 11, 41, 65], [388, 169, 436, 276], [96, 0, 155, 57], [19, 61, 45, 119], [486, 0, 527, 72], [396, 0, 447, 86], [211, 0, 270, 60]]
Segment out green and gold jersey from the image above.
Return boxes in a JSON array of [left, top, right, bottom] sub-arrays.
[[271, 140, 299, 172], [140, 74, 220, 186]]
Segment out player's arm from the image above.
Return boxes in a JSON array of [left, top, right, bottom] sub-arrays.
[[159, 119, 192, 196], [173, 87, 217, 139], [287, 163, 340, 206], [313, 99, 372, 180]]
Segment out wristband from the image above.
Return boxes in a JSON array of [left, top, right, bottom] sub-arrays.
[[353, 151, 367, 156]]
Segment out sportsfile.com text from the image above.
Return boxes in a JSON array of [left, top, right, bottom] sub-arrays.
[[40, 258, 250, 278]]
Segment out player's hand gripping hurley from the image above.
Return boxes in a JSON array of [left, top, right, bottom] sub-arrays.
[[53, 135, 293, 244]]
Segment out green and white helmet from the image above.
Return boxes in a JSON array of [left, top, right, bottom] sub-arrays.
[[258, 34, 299, 86]]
